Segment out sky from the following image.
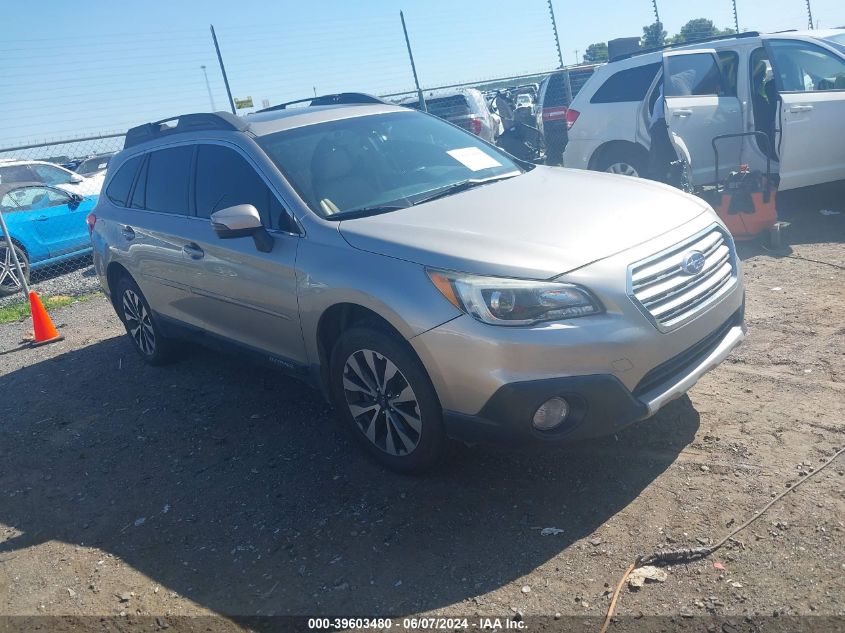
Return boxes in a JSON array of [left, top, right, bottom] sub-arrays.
[[2, 0, 842, 150]]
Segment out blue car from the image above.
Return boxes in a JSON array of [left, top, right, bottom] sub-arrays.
[[0, 182, 97, 296]]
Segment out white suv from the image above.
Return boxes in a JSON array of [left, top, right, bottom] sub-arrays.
[[563, 30, 845, 190]]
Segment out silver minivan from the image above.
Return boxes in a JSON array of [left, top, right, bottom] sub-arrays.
[[90, 101, 745, 471]]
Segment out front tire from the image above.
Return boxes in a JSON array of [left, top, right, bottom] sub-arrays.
[[329, 326, 446, 473], [0, 242, 30, 297], [114, 275, 178, 365]]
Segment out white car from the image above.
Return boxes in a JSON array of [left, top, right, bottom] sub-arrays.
[[563, 29, 845, 190], [0, 159, 104, 196]]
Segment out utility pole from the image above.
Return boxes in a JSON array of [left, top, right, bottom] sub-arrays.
[[805, 0, 815, 29], [546, 0, 572, 103], [651, 0, 660, 24], [574, 50, 580, 65], [210, 25, 236, 114], [731, 0, 740, 33], [200, 65, 216, 111], [399, 11, 427, 112]]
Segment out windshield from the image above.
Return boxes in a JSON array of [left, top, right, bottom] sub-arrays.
[[257, 110, 523, 218]]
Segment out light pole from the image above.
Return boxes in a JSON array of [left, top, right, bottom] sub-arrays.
[[201, 65, 216, 111], [574, 50, 580, 64], [805, 0, 815, 29], [731, 0, 740, 33], [651, 0, 660, 24]]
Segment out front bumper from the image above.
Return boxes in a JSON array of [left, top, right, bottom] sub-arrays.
[[440, 305, 745, 446]]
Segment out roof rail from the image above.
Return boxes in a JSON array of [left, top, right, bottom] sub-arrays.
[[256, 92, 387, 113], [609, 30, 760, 62], [124, 112, 248, 149]]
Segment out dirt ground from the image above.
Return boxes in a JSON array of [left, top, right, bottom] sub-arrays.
[[0, 185, 843, 632]]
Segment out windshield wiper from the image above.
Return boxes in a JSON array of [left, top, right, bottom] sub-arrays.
[[327, 204, 410, 221], [410, 173, 519, 206]]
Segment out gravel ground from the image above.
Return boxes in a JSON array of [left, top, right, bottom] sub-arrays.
[[0, 185, 843, 632], [0, 257, 100, 309]]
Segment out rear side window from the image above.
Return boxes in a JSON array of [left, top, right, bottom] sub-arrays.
[[543, 74, 567, 107], [0, 164, 36, 184], [665, 53, 723, 96], [195, 145, 293, 231], [145, 146, 193, 214], [105, 155, 141, 207], [591, 63, 661, 103]]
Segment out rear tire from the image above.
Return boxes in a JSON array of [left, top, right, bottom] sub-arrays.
[[596, 148, 646, 178], [114, 275, 179, 365], [329, 326, 446, 473], [0, 242, 30, 297]]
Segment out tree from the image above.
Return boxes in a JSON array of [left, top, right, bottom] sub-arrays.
[[670, 18, 735, 44], [583, 42, 608, 63], [641, 22, 667, 48]]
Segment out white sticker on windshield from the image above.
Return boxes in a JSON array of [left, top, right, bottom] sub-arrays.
[[447, 147, 502, 171]]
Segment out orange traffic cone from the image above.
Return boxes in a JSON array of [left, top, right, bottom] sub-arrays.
[[28, 291, 64, 346]]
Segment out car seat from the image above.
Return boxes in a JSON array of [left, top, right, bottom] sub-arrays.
[[310, 139, 378, 215]]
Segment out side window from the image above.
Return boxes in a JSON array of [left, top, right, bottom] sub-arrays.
[[145, 146, 193, 215], [195, 145, 294, 231], [30, 164, 72, 186], [543, 74, 567, 107], [0, 193, 19, 210], [105, 155, 141, 207], [665, 53, 723, 96], [591, 62, 661, 103], [0, 164, 37, 184], [6, 186, 69, 211], [767, 39, 845, 92], [130, 157, 148, 209], [717, 51, 739, 97]]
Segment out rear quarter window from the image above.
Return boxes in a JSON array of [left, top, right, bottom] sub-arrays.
[[105, 155, 142, 207], [591, 62, 661, 103]]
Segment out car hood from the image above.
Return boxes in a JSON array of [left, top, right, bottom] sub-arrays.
[[338, 166, 710, 279]]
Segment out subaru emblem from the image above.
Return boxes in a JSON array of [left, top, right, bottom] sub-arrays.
[[680, 251, 706, 275]]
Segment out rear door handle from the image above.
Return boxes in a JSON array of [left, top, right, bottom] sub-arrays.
[[672, 109, 694, 117], [34, 215, 48, 221], [182, 243, 204, 259], [121, 225, 135, 240], [789, 104, 813, 113]]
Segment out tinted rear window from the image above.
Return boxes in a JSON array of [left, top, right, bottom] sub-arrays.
[[105, 155, 141, 207], [144, 146, 193, 214], [408, 95, 472, 119], [591, 63, 660, 103]]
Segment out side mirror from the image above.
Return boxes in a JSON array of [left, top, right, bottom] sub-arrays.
[[68, 193, 83, 209], [210, 204, 273, 253], [69, 174, 84, 184]]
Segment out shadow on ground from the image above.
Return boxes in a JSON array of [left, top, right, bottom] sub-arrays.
[[0, 334, 700, 616]]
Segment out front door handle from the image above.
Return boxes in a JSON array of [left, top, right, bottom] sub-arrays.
[[789, 104, 813, 113], [34, 215, 49, 221], [672, 109, 694, 117], [121, 225, 135, 240], [182, 243, 204, 259]]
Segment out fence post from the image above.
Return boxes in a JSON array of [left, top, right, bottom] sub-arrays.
[[0, 209, 31, 296], [400, 11, 427, 112], [731, 0, 740, 33], [805, 0, 815, 29], [210, 25, 237, 114], [546, 0, 572, 103]]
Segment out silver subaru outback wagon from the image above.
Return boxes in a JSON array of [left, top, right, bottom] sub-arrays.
[[89, 96, 745, 472]]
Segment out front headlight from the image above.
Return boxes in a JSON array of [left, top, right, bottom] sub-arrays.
[[427, 269, 603, 326]]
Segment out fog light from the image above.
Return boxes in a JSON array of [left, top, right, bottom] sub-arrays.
[[532, 397, 569, 431]]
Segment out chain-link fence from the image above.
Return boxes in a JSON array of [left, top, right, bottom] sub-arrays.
[[1, 1, 835, 304]]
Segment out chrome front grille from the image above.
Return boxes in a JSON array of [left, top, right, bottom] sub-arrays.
[[629, 226, 737, 331]]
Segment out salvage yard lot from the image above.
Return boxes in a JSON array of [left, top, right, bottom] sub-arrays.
[[0, 190, 843, 628]]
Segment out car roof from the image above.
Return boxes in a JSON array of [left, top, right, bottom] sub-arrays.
[[0, 181, 63, 197], [245, 103, 406, 136]]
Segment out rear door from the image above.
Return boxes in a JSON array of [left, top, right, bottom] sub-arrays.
[[663, 49, 743, 185], [763, 37, 845, 190], [26, 186, 92, 256]]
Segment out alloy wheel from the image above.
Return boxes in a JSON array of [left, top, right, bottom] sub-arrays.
[[342, 348, 422, 456], [606, 162, 640, 177], [122, 288, 156, 356], [0, 245, 27, 292]]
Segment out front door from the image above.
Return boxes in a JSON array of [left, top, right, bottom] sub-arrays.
[[663, 49, 743, 185], [179, 143, 307, 368], [763, 37, 845, 190]]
